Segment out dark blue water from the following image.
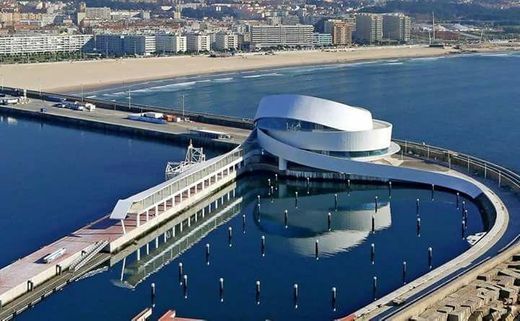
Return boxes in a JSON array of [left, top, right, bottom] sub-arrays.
[[0, 116, 219, 267], [88, 52, 520, 171], [16, 175, 483, 321], [0, 52, 517, 320]]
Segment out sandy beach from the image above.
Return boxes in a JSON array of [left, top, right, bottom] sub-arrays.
[[0, 45, 508, 93]]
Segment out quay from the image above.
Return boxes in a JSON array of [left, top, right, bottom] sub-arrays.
[[0, 93, 518, 321], [0, 86, 251, 149]]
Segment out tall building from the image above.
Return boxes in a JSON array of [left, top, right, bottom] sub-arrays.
[[354, 13, 383, 44], [156, 34, 187, 53], [324, 19, 353, 45], [382, 13, 411, 43], [214, 32, 239, 51], [250, 25, 314, 49], [0, 34, 93, 55], [186, 33, 211, 52], [123, 35, 156, 55]]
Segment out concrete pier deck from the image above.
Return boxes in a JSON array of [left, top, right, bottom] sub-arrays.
[[0, 97, 249, 147]]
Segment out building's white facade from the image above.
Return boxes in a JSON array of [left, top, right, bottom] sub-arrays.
[[254, 94, 483, 197], [0, 34, 93, 55], [250, 24, 314, 49], [255, 95, 399, 170], [186, 33, 211, 52], [156, 34, 187, 53]]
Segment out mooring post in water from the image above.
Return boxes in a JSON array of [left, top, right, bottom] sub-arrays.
[[295, 191, 298, 208], [402, 261, 407, 284], [416, 217, 421, 237], [331, 287, 337, 311], [178, 262, 184, 285], [293, 283, 299, 309], [388, 181, 392, 197], [228, 227, 233, 247], [151, 283, 156, 302], [374, 196, 378, 213], [242, 214, 246, 233], [256, 281, 261, 305], [315, 240, 319, 260], [456, 192, 460, 209], [371, 215, 375, 233], [373, 276, 378, 300], [431, 184, 435, 200], [328, 212, 332, 232], [428, 247, 433, 269], [257, 203, 261, 223], [205, 243, 210, 266], [416, 198, 420, 216], [183, 274, 188, 299], [371, 243, 375, 264], [334, 194, 338, 210], [219, 278, 224, 302], [261, 236, 265, 257]]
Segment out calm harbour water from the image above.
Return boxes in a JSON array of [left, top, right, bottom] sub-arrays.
[[0, 52, 517, 320]]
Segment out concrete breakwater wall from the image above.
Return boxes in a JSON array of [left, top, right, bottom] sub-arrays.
[[0, 105, 239, 150], [1, 86, 255, 130]]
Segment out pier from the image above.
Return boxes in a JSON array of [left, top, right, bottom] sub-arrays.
[[0, 87, 250, 149], [0, 139, 244, 319]]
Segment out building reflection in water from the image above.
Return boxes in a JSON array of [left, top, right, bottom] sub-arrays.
[[113, 179, 391, 287]]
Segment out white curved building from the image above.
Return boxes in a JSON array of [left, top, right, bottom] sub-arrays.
[[255, 95, 400, 170], [254, 94, 483, 197]]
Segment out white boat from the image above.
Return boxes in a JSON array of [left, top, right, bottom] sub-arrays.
[[466, 232, 486, 246]]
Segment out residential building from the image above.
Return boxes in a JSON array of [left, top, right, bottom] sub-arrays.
[[382, 13, 411, 43], [250, 25, 314, 49], [94, 34, 124, 56], [324, 19, 353, 45], [354, 13, 383, 44], [214, 32, 239, 50], [156, 34, 187, 53], [123, 35, 156, 55], [186, 33, 211, 52], [0, 34, 93, 55], [312, 33, 332, 46], [85, 7, 111, 20]]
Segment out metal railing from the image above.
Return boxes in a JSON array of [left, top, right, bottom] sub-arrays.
[[135, 147, 244, 212], [394, 139, 520, 194]]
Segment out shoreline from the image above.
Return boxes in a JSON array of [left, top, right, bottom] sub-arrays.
[[0, 44, 517, 94], [0, 45, 456, 93]]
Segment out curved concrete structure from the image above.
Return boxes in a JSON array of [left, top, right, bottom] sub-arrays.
[[254, 95, 483, 197], [255, 95, 399, 162]]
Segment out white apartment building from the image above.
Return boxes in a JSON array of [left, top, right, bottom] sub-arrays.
[[214, 32, 239, 50], [156, 34, 187, 53], [186, 33, 211, 52], [250, 24, 314, 49], [0, 34, 93, 55]]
